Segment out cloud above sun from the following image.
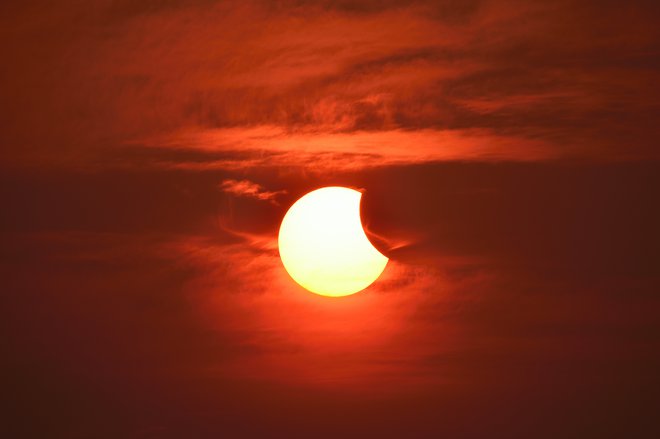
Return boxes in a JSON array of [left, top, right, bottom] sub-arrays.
[[2, 0, 658, 169]]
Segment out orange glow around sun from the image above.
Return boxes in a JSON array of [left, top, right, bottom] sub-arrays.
[[278, 187, 388, 297]]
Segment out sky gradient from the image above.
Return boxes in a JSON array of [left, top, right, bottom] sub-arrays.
[[2, 1, 660, 437]]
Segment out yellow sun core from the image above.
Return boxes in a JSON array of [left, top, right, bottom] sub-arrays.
[[278, 186, 388, 297]]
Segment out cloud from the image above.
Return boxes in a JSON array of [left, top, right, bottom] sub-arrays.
[[124, 126, 557, 172], [219, 179, 286, 203], [2, 0, 659, 168]]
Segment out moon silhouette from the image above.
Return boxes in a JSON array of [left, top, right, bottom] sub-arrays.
[[278, 186, 389, 297]]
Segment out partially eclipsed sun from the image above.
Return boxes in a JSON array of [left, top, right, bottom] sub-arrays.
[[278, 186, 389, 297]]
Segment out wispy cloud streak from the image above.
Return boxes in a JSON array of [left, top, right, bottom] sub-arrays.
[[219, 179, 286, 204]]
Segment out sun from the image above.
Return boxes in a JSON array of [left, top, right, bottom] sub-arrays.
[[278, 186, 388, 297]]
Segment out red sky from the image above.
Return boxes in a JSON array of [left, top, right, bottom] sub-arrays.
[[2, 1, 660, 437]]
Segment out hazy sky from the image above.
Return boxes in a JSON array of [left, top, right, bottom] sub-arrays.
[[2, 1, 659, 437]]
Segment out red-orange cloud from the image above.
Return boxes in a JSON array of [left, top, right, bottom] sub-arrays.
[[219, 179, 286, 203]]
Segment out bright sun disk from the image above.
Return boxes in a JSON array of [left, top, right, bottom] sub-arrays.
[[278, 186, 388, 297]]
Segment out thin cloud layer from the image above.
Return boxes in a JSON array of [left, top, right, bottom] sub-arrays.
[[132, 126, 557, 171], [1, 0, 659, 167]]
